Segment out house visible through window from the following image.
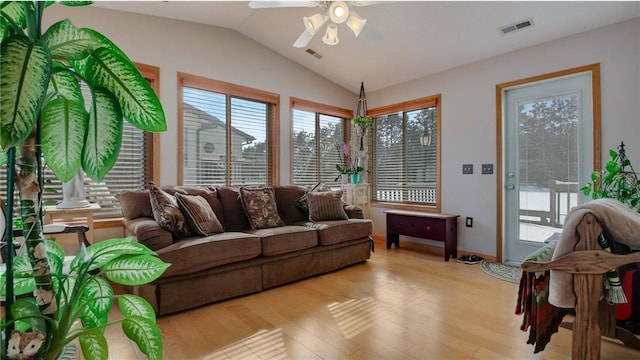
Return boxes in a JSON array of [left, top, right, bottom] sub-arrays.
[[370, 95, 440, 209], [0, 63, 160, 219], [178, 73, 279, 186], [291, 98, 352, 187]]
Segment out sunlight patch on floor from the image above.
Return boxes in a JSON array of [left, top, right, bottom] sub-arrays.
[[204, 328, 287, 360], [327, 297, 377, 339]]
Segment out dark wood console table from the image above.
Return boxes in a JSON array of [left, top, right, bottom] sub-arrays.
[[385, 210, 460, 261]]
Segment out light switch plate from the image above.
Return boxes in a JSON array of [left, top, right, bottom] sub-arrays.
[[463, 164, 473, 174]]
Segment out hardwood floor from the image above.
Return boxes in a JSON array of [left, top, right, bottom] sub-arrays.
[[108, 244, 639, 359]]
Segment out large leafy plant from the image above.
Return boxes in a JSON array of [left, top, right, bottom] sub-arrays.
[[1, 1, 168, 359], [581, 141, 640, 212]]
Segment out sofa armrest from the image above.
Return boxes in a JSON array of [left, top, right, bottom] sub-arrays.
[[344, 205, 364, 219], [124, 217, 173, 251]]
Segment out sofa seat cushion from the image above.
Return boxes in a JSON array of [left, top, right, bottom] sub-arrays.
[[157, 232, 261, 277], [244, 225, 318, 256], [298, 219, 373, 246]]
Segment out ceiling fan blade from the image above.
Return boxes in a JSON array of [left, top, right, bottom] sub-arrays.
[[350, 1, 383, 6], [248, 1, 318, 9], [293, 30, 314, 48], [360, 24, 383, 45]]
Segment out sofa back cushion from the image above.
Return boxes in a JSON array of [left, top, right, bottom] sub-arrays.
[[273, 185, 309, 224], [116, 190, 152, 220], [216, 186, 251, 231]]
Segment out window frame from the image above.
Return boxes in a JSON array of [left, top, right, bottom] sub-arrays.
[[368, 94, 442, 212], [177, 73, 280, 186], [290, 97, 353, 186]]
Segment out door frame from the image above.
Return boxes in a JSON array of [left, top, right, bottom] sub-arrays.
[[495, 63, 601, 263]]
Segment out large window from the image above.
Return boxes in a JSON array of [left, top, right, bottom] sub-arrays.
[[291, 98, 352, 187], [178, 73, 279, 186], [0, 63, 160, 219], [370, 95, 440, 209]]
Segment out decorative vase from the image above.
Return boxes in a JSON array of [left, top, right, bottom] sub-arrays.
[[351, 173, 361, 184], [341, 174, 350, 185], [58, 171, 90, 209]]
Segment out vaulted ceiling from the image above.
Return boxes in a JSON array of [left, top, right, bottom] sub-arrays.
[[92, 1, 640, 93]]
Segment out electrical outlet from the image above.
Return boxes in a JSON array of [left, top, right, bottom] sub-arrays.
[[482, 164, 493, 175], [462, 164, 473, 174], [466, 217, 473, 227]]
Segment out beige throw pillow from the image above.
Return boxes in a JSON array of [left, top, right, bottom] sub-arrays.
[[306, 190, 349, 221], [149, 183, 191, 237], [175, 193, 224, 236], [239, 186, 285, 229]]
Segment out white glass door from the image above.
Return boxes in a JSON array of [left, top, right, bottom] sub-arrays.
[[503, 73, 592, 264]]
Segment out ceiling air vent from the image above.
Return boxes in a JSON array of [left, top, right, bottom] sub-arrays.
[[305, 48, 322, 59], [500, 18, 534, 35]]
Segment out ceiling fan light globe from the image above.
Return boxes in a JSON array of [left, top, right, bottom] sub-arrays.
[[303, 13, 327, 35], [322, 23, 339, 45], [328, 1, 349, 24], [346, 12, 367, 37]]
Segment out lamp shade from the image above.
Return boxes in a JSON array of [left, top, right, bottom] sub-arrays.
[[322, 23, 339, 45], [303, 13, 327, 35], [328, 1, 349, 24], [346, 12, 367, 37]]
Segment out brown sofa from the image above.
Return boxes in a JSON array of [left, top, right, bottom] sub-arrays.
[[117, 185, 372, 315]]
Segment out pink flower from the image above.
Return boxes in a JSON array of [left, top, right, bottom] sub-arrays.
[[341, 143, 351, 156]]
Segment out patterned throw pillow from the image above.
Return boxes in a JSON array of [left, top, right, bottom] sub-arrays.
[[175, 193, 224, 236], [149, 183, 191, 237], [306, 190, 349, 221], [295, 182, 332, 213], [239, 186, 285, 229]]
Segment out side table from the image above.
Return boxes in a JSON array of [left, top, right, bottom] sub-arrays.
[[43, 203, 101, 243], [341, 183, 370, 218]]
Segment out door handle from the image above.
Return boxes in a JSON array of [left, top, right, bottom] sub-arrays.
[[506, 184, 516, 190]]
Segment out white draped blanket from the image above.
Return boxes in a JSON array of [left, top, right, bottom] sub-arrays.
[[549, 198, 640, 308]]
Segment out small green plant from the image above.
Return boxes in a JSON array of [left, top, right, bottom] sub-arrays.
[[352, 116, 373, 151], [581, 142, 640, 212], [0, 237, 169, 359]]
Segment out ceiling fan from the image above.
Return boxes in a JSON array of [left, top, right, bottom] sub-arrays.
[[248, 1, 383, 48]]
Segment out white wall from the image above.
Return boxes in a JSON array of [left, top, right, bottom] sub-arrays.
[[367, 18, 640, 257], [44, 5, 356, 186]]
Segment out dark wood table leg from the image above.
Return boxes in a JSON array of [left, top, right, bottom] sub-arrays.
[[387, 233, 399, 249]]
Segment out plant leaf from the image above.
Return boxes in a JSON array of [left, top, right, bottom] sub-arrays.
[[0, 35, 51, 149], [79, 329, 108, 360], [42, 19, 103, 60], [84, 276, 114, 318], [44, 238, 66, 265], [84, 47, 166, 132], [82, 87, 123, 181], [81, 301, 108, 333], [41, 97, 88, 182], [0, 2, 26, 41], [60, 1, 95, 7], [46, 61, 84, 104], [70, 237, 153, 271], [102, 255, 169, 286], [118, 294, 156, 321], [122, 316, 163, 360], [69, 28, 135, 76], [10, 298, 46, 333]]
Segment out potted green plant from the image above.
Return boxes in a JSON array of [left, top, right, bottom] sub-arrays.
[[352, 115, 373, 151], [1, 1, 168, 359], [581, 141, 640, 212]]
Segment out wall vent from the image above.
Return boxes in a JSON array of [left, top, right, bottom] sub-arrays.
[[500, 18, 534, 35], [305, 48, 322, 59]]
